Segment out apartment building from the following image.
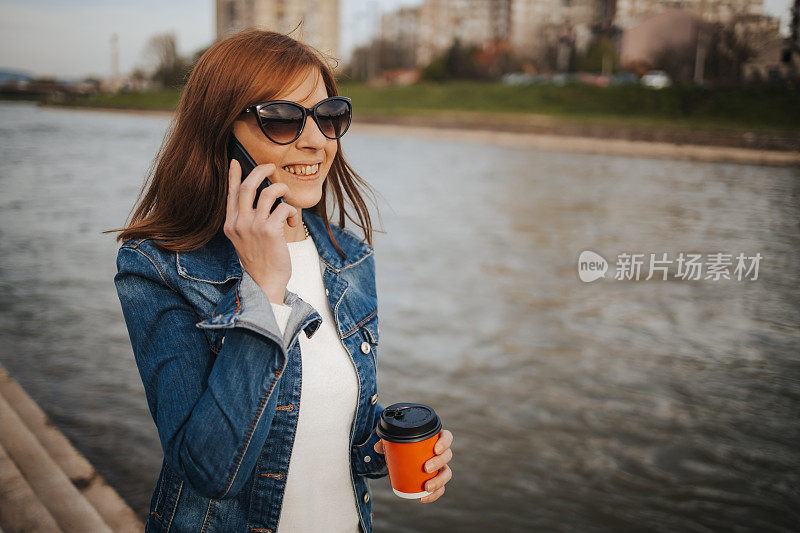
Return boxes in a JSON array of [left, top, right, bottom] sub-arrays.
[[216, 0, 340, 64], [613, 0, 765, 28], [380, 6, 421, 68], [510, 0, 598, 60], [414, 0, 512, 65]]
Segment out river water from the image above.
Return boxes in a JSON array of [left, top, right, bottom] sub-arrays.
[[0, 101, 798, 532]]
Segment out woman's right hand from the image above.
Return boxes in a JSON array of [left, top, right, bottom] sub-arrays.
[[224, 159, 300, 304]]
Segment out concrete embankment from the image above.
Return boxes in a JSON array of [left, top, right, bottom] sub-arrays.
[[0, 363, 143, 532]]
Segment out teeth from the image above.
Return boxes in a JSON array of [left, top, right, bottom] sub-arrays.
[[283, 163, 319, 176]]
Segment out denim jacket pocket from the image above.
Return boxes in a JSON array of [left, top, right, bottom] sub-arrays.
[[351, 418, 389, 479], [147, 461, 183, 532]]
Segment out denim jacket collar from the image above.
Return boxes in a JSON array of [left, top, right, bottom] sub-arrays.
[[176, 210, 373, 283]]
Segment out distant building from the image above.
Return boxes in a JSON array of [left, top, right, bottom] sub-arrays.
[[363, 0, 779, 76], [415, 0, 512, 65], [620, 8, 781, 80], [215, 0, 340, 69], [509, 0, 767, 69], [380, 6, 421, 68], [614, 0, 765, 29], [738, 13, 796, 81], [742, 35, 799, 81], [510, 0, 597, 64], [619, 9, 716, 74]]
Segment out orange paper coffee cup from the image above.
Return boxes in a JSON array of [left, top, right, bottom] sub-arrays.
[[376, 403, 442, 499]]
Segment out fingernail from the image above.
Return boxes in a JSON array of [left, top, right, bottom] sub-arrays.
[[425, 464, 433, 473]]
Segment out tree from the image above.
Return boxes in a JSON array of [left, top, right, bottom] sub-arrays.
[[576, 35, 618, 73], [650, 20, 757, 86], [143, 32, 189, 88], [444, 38, 481, 79], [474, 39, 523, 78], [704, 22, 757, 86], [652, 42, 696, 83], [421, 38, 483, 81]]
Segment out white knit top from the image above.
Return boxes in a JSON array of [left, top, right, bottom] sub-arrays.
[[268, 236, 361, 533]]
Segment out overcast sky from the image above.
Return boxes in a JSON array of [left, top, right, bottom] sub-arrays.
[[0, 0, 792, 80]]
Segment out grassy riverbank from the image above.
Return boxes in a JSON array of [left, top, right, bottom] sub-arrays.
[[49, 81, 800, 132]]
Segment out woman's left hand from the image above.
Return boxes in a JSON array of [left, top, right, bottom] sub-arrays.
[[374, 428, 454, 503]]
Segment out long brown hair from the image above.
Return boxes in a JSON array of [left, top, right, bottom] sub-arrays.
[[104, 29, 380, 258]]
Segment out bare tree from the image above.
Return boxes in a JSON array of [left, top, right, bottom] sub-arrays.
[[143, 32, 189, 88], [652, 42, 696, 83], [705, 21, 757, 85]]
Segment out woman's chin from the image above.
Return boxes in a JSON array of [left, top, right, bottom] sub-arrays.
[[286, 186, 323, 209]]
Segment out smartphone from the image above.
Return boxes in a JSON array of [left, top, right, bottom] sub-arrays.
[[227, 134, 286, 212]]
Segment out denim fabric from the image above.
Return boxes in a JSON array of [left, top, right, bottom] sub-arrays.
[[114, 210, 388, 533]]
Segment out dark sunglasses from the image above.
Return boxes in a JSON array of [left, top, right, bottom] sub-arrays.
[[242, 96, 352, 145]]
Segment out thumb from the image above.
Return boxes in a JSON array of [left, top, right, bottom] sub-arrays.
[[373, 440, 384, 454]]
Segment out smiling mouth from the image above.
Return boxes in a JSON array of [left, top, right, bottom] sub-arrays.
[[282, 163, 321, 177]]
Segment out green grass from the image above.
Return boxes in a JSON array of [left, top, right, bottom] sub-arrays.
[[56, 88, 183, 111], [51, 81, 800, 132], [338, 81, 800, 131]]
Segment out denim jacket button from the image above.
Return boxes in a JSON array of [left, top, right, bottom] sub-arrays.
[[325, 288, 329, 296], [360, 341, 371, 354], [362, 491, 370, 503], [364, 455, 371, 462], [370, 393, 378, 405]]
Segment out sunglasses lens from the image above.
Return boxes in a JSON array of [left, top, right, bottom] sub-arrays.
[[316, 98, 351, 139], [257, 103, 304, 143]]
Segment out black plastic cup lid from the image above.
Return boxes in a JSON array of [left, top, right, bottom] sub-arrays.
[[376, 402, 442, 443]]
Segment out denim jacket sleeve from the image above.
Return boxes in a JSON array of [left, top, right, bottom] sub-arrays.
[[114, 245, 321, 500]]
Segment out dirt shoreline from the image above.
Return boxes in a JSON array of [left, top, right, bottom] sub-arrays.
[[44, 104, 800, 166]]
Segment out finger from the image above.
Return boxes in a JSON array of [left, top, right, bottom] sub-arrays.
[[264, 202, 297, 230], [424, 447, 452, 473], [434, 430, 453, 455], [424, 464, 452, 493], [373, 440, 384, 454], [239, 163, 276, 217], [286, 204, 301, 228], [420, 485, 445, 503], [228, 158, 241, 196], [225, 159, 241, 230], [254, 181, 290, 220]]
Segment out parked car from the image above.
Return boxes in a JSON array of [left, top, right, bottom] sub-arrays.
[[576, 72, 610, 87], [501, 72, 536, 85], [501, 72, 577, 86], [640, 70, 672, 89], [609, 72, 640, 85]]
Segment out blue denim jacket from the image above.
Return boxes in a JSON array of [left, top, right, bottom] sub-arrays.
[[114, 209, 388, 533]]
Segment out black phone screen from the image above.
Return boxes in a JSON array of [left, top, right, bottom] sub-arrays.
[[227, 134, 286, 213]]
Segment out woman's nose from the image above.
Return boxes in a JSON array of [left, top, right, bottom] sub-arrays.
[[296, 115, 328, 148]]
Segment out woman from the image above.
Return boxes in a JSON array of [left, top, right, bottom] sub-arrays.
[[110, 29, 453, 533]]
